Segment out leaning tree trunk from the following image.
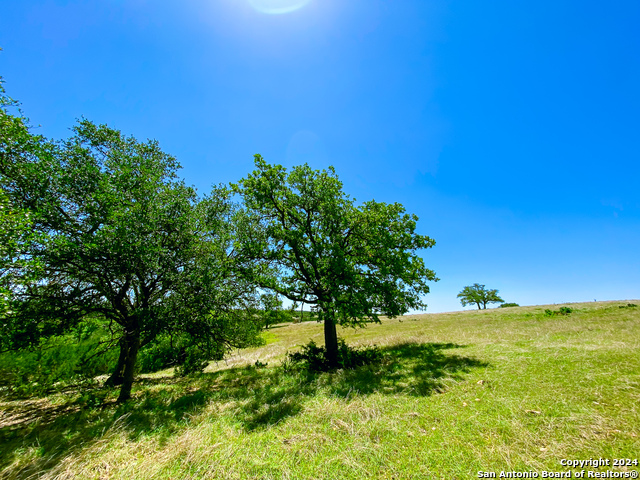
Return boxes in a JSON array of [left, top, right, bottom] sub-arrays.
[[105, 337, 127, 387], [116, 328, 141, 402], [323, 311, 339, 369]]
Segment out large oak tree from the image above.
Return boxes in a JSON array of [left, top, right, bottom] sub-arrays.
[[1, 116, 262, 401], [234, 156, 438, 367]]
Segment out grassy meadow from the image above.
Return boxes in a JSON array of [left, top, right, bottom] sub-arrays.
[[1, 300, 639, 479]]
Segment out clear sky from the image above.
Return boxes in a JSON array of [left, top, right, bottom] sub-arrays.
[[1, 0, 638, 312]]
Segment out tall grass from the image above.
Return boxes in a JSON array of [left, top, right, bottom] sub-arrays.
[[1, 300, 638, 479]]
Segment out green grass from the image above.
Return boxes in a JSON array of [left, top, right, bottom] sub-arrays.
[[1, 300, 639, 479]]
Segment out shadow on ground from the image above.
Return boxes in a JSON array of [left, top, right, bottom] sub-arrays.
[[0, 341, 487, 479]]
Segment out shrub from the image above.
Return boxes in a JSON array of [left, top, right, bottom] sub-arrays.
[[174, 346, 210, 377], [137, 335, 184, 373], [138, 334, 226, 377], [499, 303, 520, 308], [619, 303, 638, 309], [0, 319, 117, 397], [544, 307, 573, 317], [284, 339, 382, 373]]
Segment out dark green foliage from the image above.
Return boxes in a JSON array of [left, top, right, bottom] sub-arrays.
[[0, 79, 42, 321], [1, 88, 263, 401], [234, 156, 437, 367], [619, 303, 637, 308], [457, 284, 504, 309], [499, 302, 520, 308], [137, 332, 242, 377], [174, 347, 211, 377], [544, 307, 573, 316], [284, 340, 382, 373], [0, 318, 117, 397], [136, 334, 205, 375]]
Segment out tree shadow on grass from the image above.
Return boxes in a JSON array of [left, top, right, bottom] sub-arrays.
[[0, 386, 214, 479], [0, 341, 486, 478], [327, 342, 486, 397], [212, 342, 487, 431]]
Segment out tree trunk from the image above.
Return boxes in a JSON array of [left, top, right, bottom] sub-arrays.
[[323, 312, 339, 369], [105, 337, 127, 387], [477, 303, 481, 310], [116, 329, 141, 402]]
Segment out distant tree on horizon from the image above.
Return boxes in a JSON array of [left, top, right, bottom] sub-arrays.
[[457, 284, 504, 310]]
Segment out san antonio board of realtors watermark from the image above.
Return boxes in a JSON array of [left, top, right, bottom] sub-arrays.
[[477, 458, 639, 478]]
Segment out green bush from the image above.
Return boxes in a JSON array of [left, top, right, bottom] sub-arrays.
[[137, 335, 184, 373], [138, 334, 223, 377], [284, 339, 382, 373], [544, 307, 573, 317], [619, 303, 638, 309], [174, 347, 210, 377], [0, 318, 117, 397], [499, 303, 520, 308]]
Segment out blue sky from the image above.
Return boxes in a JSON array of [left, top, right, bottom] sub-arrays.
[[1, 0, 639, 312]]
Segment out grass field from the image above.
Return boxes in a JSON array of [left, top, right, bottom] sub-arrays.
[[1, 300, 639, 479]]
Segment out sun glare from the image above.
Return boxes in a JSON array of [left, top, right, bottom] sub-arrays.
[[248, 0, 312, 15]]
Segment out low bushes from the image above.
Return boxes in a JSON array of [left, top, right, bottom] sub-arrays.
[[544, 307, 573, 316], [284, 339, 382, 373]]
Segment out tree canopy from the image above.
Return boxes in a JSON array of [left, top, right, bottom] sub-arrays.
[[0, 191, 31, 318], [0, 116, 262, 401], [457, 283, 504, 310], [234, 155, 438, 367], [0, 78, 41, 322]]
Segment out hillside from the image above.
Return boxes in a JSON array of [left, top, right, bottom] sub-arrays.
[[1, 300, 639, 479]]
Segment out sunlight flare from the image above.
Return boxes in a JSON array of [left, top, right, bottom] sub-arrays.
[[248, 0, 312, 15]]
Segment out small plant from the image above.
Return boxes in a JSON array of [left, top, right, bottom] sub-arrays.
[[544, 307, 573, 317], [76, 390, 108, 408], [499, 303, 520, 308], [254, 360, 268, 368], [284, 339, 382, 373], [619, 303, 638, 308]]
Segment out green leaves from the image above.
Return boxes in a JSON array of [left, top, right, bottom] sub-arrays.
[[2, 72, 438, 386], [0, 113, 262, 395], [457, 283, 504, 310], [234, 155, 438, 327]]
